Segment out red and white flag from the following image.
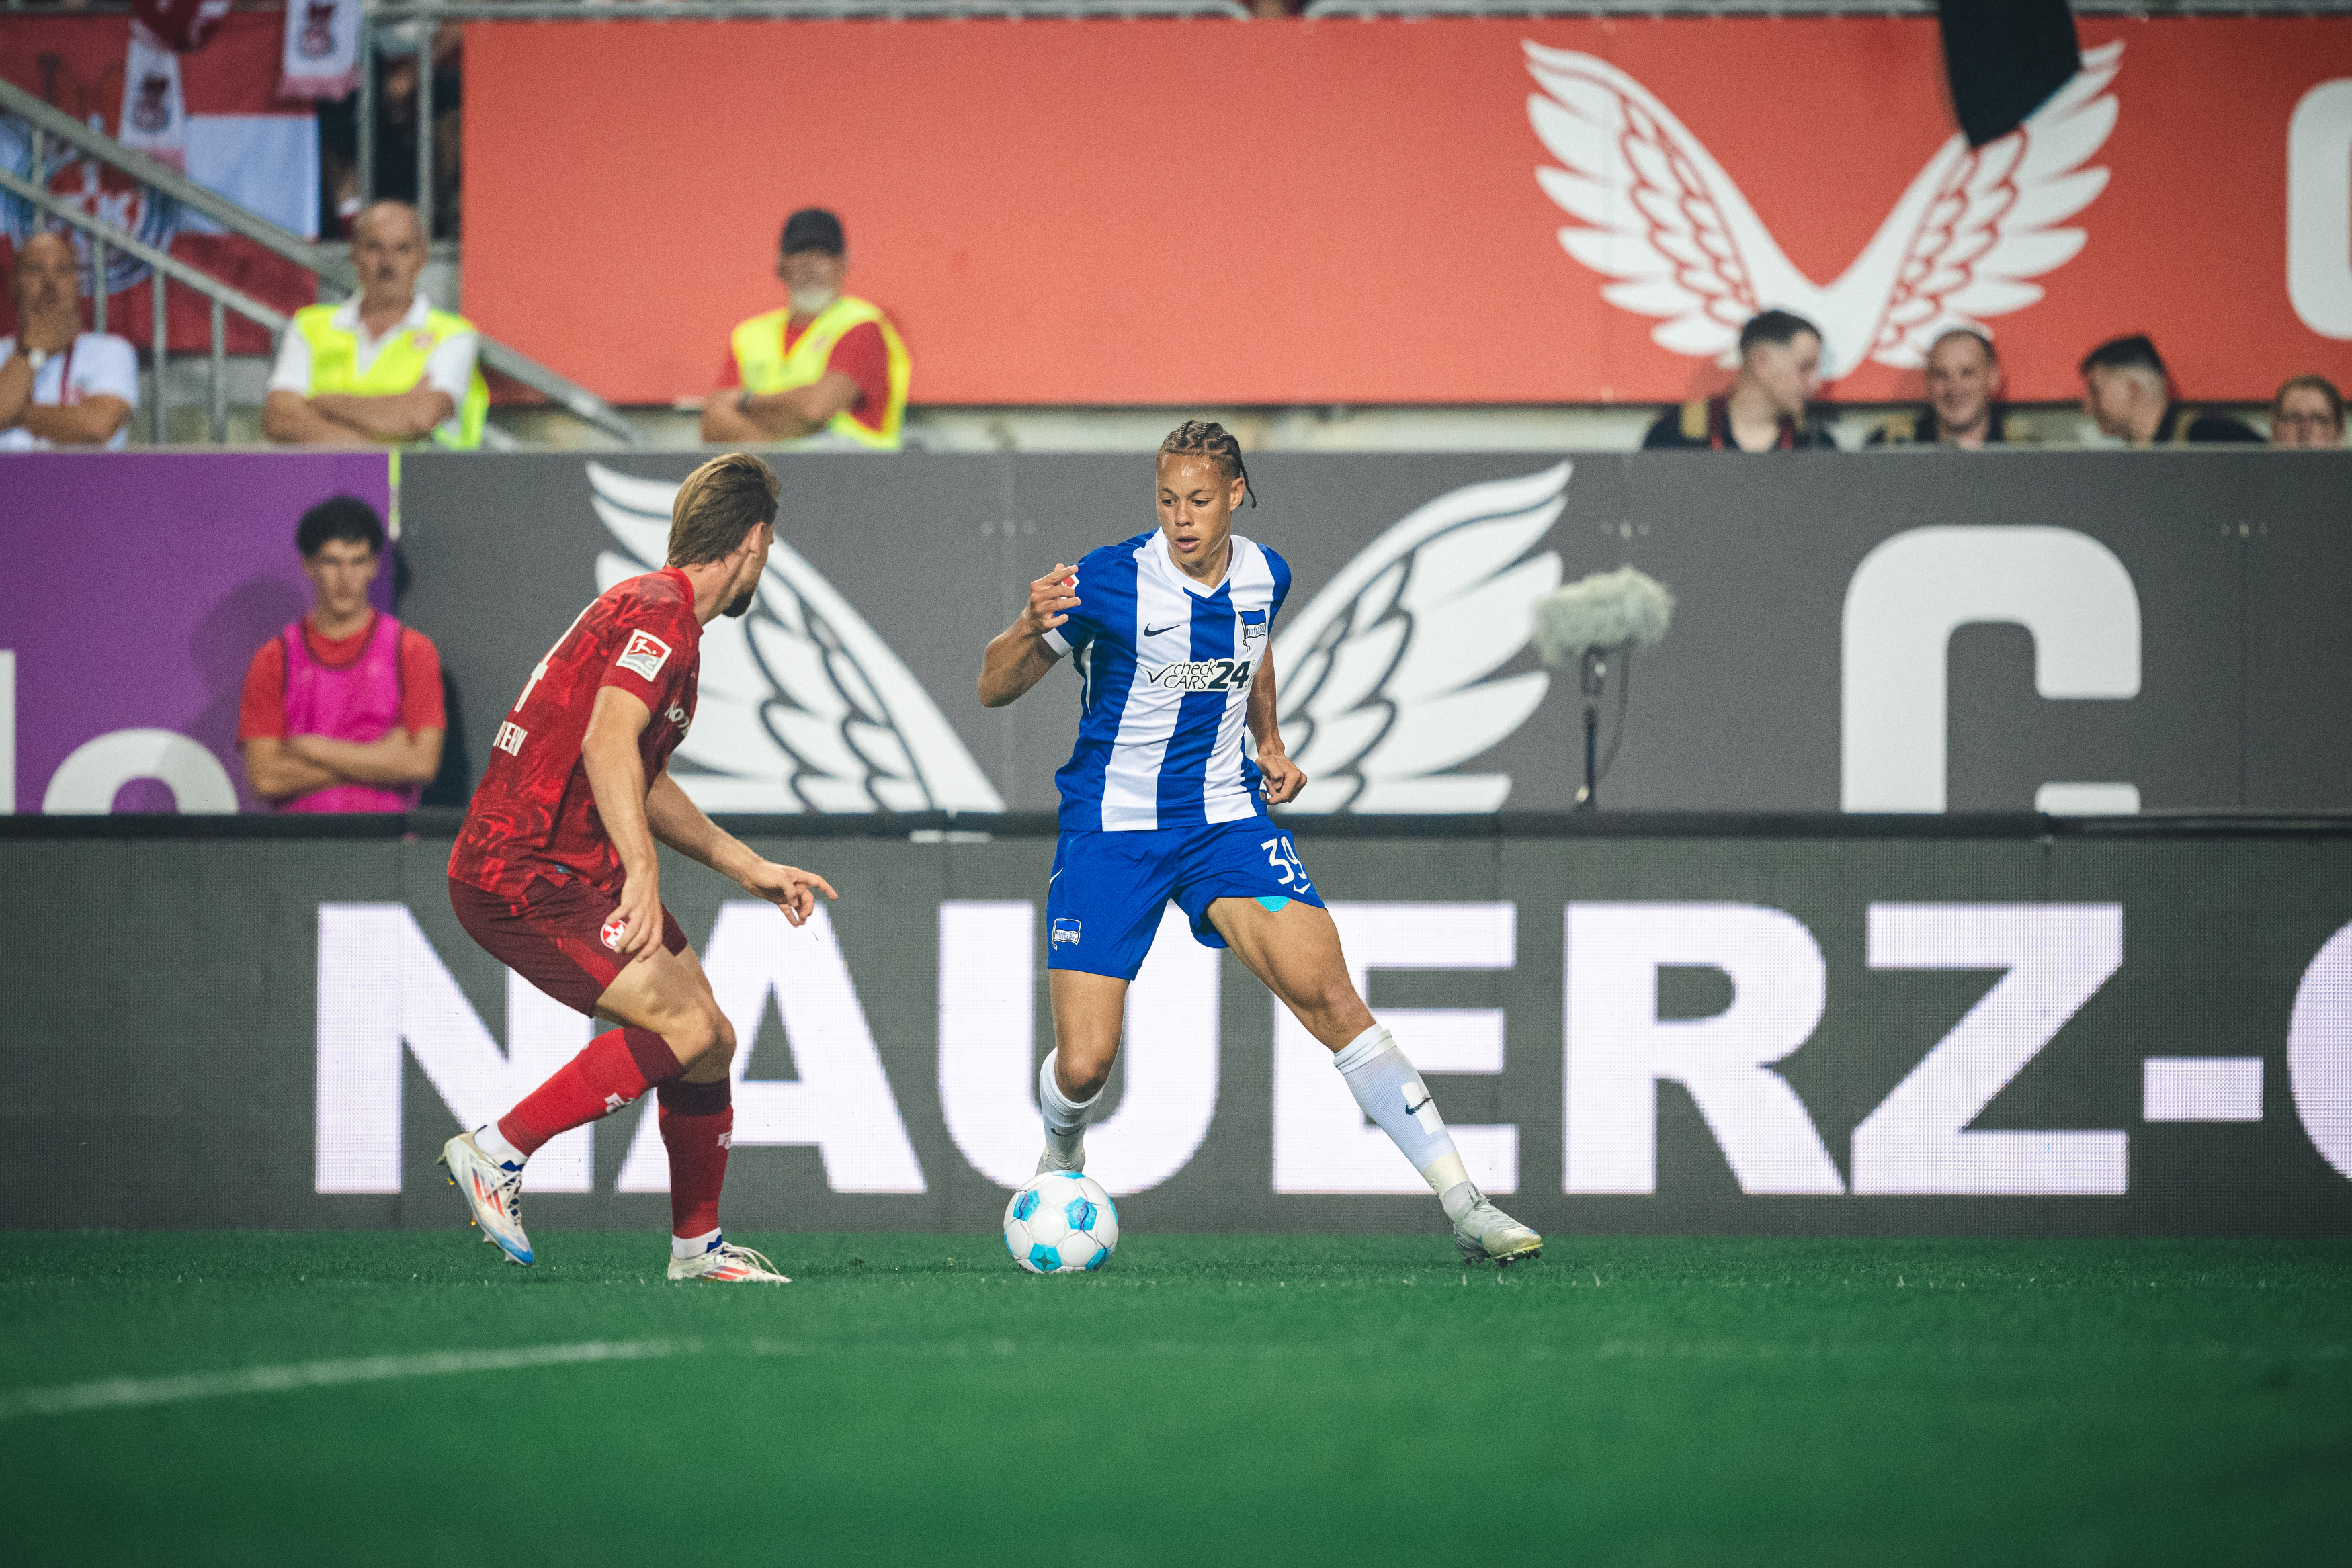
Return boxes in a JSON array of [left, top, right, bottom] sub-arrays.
[[0, 11, 319, 352]]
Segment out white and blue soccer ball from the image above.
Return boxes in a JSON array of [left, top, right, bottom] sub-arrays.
[[1004, 1170, 1119, 1274]]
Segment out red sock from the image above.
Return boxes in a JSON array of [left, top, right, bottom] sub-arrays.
[[658, 1076, 733, 1241], [498, 1027, 682, 1156]]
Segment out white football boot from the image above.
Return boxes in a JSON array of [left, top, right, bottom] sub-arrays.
[[667, 1237, 791, 1284], [1035, 1141, 1087, 1177], [1443, 1182, 1542, 1268], [439, 1131, 533, 1266]]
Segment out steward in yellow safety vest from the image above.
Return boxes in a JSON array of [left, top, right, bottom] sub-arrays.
[[701, 207, 911, 451], [288, 300, 489, 450], [261, 200, 489, 449]]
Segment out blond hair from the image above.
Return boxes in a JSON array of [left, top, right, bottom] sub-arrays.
[[667, 452, 781, 566]]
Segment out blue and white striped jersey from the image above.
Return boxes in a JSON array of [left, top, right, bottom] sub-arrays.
[[1041, 529, 1294, 832]]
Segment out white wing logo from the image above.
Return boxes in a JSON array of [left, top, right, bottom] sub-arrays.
[[1273, 463, 1568, 814], [1526, 41, 2122, 376], [587, 462, 1004, 815]]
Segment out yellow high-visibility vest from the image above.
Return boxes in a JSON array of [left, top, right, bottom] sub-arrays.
[[292, 302, 489, 450], [729, 295, 910, 451]]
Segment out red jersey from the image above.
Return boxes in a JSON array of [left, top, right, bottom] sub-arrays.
[[449, 568, 702, 904]]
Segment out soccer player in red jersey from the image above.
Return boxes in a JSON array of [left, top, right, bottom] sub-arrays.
[[440, 453, 837, 1283]]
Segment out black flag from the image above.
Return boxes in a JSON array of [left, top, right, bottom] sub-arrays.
[[1937, 0, 2082, 148]]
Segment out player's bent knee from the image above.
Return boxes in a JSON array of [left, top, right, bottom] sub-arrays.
[[1060, 1053, 1114, 1101], [664, 1006, 732, 1069]]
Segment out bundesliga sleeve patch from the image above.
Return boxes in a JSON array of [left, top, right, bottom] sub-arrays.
[[615, 629, 673, 683]]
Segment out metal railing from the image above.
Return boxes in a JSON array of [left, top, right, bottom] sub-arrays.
[[0, 73, 638, 445]]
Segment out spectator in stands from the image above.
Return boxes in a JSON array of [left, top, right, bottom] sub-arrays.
[[700, 207, 911, 450], [2078, 335, 2260, 446], [261, 200, 488, 448], [238, 496, 444, 812], [1643, 310, 1835, 451], [2269, 375, 2345, 449], [1867, 326, 2019, 449], [0, 232, 138, 451]]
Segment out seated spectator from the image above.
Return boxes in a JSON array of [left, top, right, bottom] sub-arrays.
[[0, 232, 138, 451], [1867, 326, 2020, 449], [2078, 335, 2260, 446], [262, 200, 487, 448], [1643, 310, 1835, 451], [700, 207, 911, 450], [238, 496, 444, 812], [2269, 375, 2345, 449]]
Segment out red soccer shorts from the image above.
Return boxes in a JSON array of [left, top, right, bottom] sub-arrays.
[[448, 874, 689, 1016]]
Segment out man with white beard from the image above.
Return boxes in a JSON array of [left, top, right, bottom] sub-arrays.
[[699, 207, 911, 451]]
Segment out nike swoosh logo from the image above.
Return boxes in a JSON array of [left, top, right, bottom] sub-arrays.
[[1144, 622, 1183, 637]]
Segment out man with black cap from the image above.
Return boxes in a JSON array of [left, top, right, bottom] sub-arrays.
[[700, 207, 911, 450], [2078, 334, 2260, 446]]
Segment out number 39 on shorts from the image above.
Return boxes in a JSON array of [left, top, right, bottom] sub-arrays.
[[1261, 833, 1311, 893]]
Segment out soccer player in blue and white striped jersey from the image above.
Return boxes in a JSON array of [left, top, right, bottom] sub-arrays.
[[977, 422, 1540, 1266]]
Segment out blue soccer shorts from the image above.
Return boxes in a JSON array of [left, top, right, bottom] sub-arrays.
[[1045, 816, 1327, 981]]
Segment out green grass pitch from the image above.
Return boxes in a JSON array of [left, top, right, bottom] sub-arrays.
[[3, 1231, 2347, 1565]]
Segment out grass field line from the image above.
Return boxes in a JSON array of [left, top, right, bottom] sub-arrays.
[[0, 1339, 688, 1422]]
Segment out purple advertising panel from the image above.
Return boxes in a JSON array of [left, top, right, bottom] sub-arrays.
[[1, 452, 393, 813]]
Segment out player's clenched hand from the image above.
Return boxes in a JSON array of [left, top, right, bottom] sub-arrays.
[[1018, 564, 1080, 638], [1259, 751, 1307, 807], [609, 875, 665, 963], [741, 861, 839, 928]]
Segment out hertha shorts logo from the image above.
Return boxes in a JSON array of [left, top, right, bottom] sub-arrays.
[[1052, 918, 1082, 947], [616, 629, 673, 682]]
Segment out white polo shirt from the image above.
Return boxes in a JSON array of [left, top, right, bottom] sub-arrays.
[[267, 292, 480, 404], [0, 333, 140, 451]]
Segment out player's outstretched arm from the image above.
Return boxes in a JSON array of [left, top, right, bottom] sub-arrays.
[[1249, 646, 1307, 807], [581, 685, 665, 959], [644, 771, 839, 928], [976, 563, 1081, 709]]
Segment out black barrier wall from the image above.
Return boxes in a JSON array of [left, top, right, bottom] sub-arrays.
[[8, 816, 2349, 1237], [398, 449, 2352, 817]]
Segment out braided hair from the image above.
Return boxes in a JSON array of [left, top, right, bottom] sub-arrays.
[[1157, 419, 1257, 508]]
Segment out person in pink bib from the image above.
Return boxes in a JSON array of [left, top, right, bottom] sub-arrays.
[[237, 496, 446, 812]]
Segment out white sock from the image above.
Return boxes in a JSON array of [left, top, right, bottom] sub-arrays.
[[1038, 1050, 1102, 1165], [671, 1227, 721, 1260], [475, 1123, 526, 1169], [1332, 1026, 1471, 1199]]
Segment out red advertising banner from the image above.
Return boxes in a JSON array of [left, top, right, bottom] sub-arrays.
[[0, 12, 318, 354], [465, 17, 2352, 409]]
